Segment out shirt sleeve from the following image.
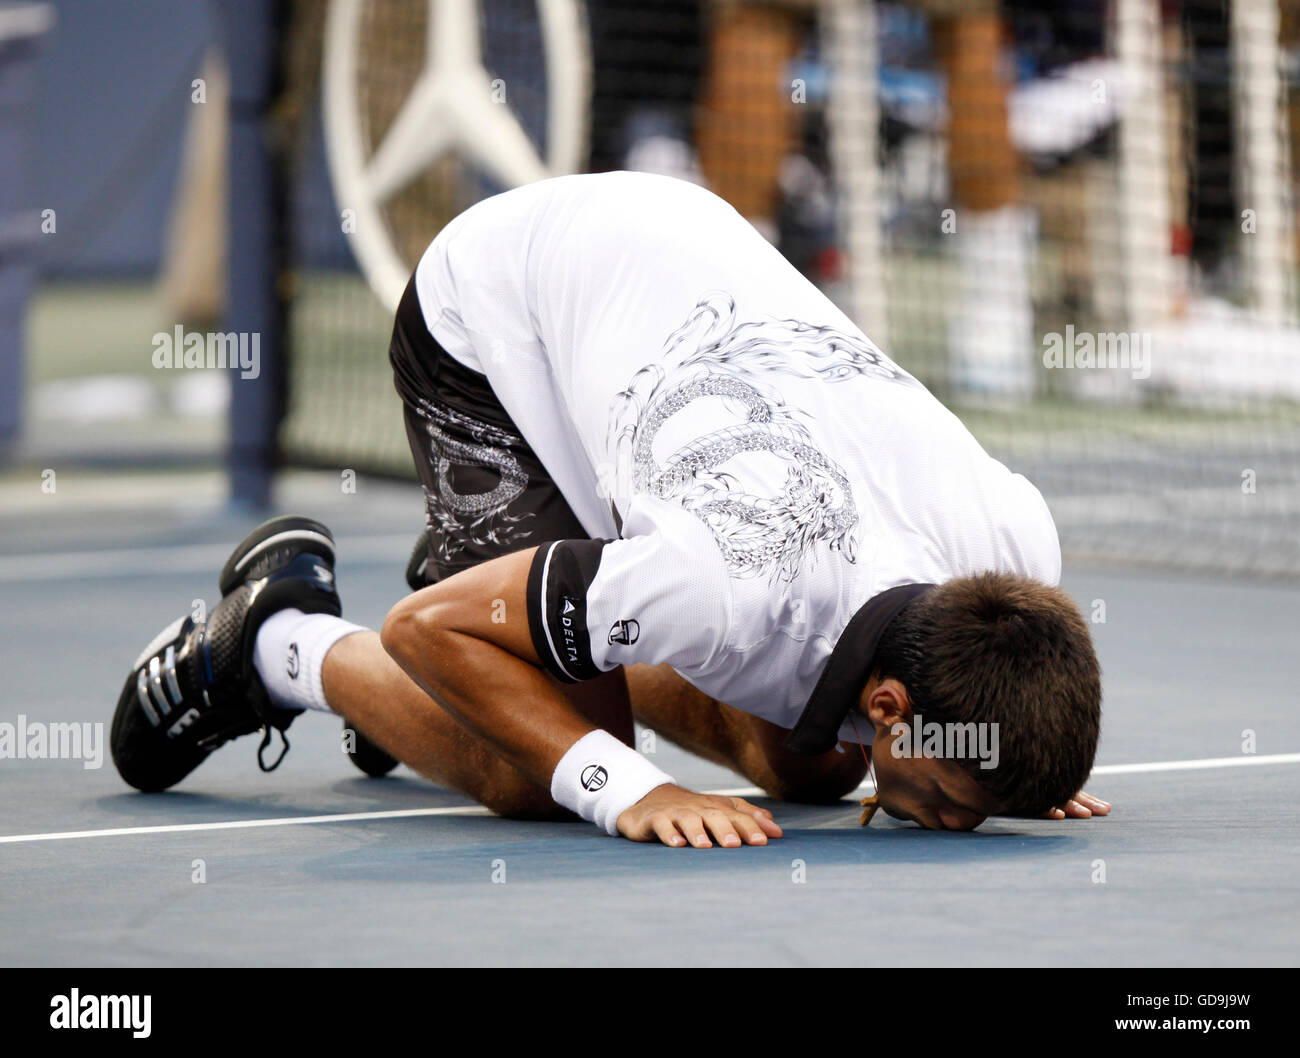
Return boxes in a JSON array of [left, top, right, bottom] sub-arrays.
[[525, 499, 733, 683]]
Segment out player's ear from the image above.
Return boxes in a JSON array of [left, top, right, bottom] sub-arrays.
[[861, 677, 912, 734]]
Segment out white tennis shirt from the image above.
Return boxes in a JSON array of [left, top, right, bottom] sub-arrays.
[[412, 172, 1060, 743]]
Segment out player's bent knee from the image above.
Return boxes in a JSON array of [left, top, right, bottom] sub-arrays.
[[378, 598, 414, 663], [379, 595, 441, 671]]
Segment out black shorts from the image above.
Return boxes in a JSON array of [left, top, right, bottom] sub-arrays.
[[388, 277, 587, 585]]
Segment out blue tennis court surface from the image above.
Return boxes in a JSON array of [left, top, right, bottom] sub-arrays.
[[1, 472, 1296, 966]]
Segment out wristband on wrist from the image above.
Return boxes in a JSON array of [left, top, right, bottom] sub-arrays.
[[550, 730, 675, 836]]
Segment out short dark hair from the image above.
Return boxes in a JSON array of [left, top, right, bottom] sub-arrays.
[[873, 572, 1101, 816]]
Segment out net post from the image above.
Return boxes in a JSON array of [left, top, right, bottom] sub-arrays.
[[218, 0, 288, 511]]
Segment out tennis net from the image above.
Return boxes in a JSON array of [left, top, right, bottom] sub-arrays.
[[276, 0, 1300, 578]]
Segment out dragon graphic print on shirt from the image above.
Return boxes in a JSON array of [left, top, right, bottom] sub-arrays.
[[608, 292, 917, 581]]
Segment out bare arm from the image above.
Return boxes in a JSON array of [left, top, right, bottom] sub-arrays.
[[380, 545, 782, 847], [380, 546, 593, 787]]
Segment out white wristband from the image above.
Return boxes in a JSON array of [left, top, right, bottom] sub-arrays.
[[550, 730, 675, 836]]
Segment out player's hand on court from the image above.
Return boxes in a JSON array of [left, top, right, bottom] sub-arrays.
[[618, 784, 784, 848], [1044, 789, 1111, 819]]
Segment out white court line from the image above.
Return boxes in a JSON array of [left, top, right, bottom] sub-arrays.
[[1090, 753, 1300, 775], [0, 805, 492, 845], [0, 752, 1296, 847]]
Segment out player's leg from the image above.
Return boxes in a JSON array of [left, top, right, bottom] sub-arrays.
[[625, 662, 867, 803], [111, 275, 632, 818], [340, 535, 433, 777], [320, 275, 636, 814]]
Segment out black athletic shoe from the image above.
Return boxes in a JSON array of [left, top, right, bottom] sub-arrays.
[[340, 529, 432, 780], [111, 515, 341, 792]]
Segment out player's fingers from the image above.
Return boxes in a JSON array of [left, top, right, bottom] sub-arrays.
[[649, 813, 687, 848], [727, 810, 771, 845], [1075, 791, 1111, 813], [1043, 806, 1068, 819], [675, 811, 711, 848], [701, 810, 743, 848], [731, 798, 775, 820], [1061, 799, 1092, 818], [728, 798, 783, 837]]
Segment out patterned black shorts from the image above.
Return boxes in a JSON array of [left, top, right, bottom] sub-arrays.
[[388, 276, 587, 586]]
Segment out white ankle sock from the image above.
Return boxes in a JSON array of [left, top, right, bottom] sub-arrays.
[[253, 608, 366, 713]]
